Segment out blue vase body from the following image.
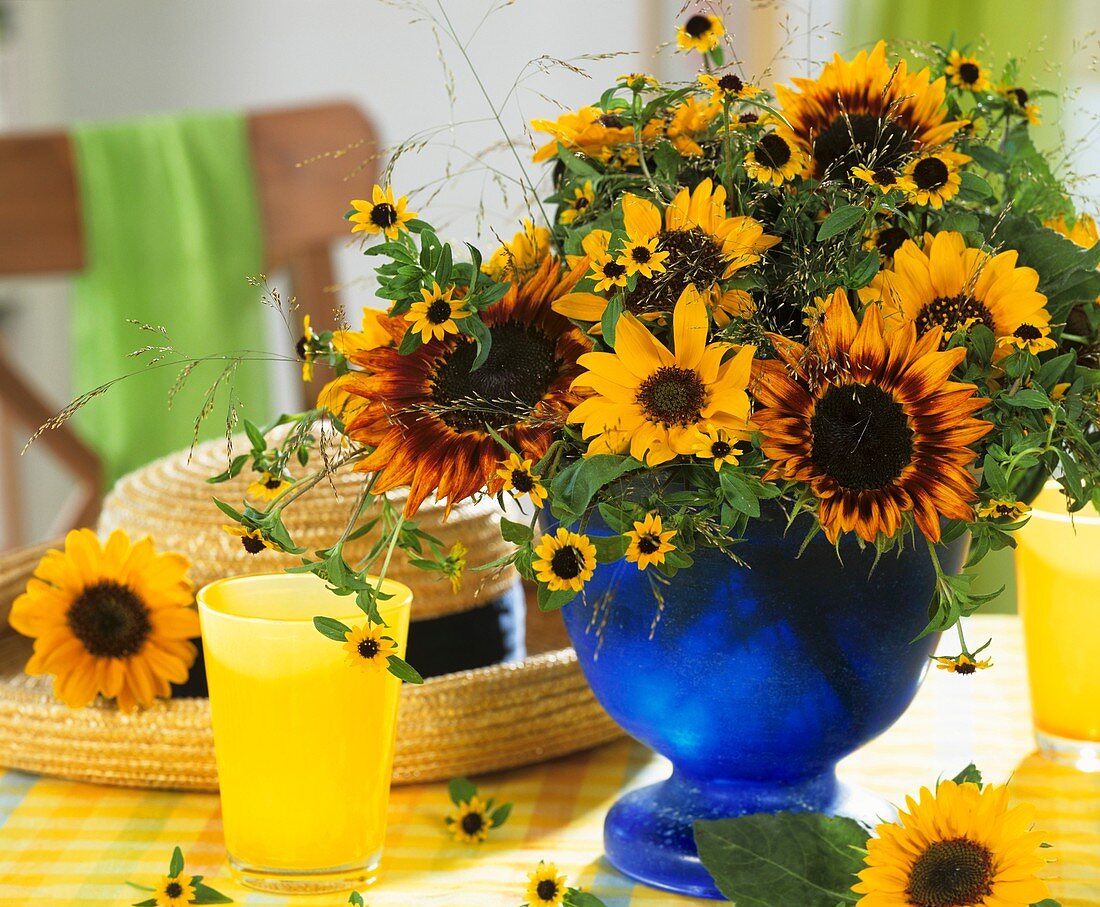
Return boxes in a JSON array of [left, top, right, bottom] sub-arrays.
[[561, 507, 968, 899]]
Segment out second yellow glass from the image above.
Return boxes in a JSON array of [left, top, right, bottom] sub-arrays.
[[198, 572, 412, 893], [1015, 482, 1100, 770]]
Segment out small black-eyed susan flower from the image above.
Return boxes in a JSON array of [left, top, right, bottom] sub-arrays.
[[624, 513, 677, 571], [997, 322, 1058, 355], [978, 498, 1031, 521], [223, 524, 272, 555], [903, 150, 969, 209], [676, 13, 724, 54], [933, 653, 992, 675], [152, 874, 195, 907], [247, 472, 292, 501], [589, 254, 630, 293], [617, 72, 660, 91], [405, 282, 470, 342], [617, 236, 669, 279], [495, 453, 548, 508], [443, 542, 467, 594], [525, 861, 568, 907], [343, 623, 399, 673], [533, 528, 597, 593], [862, 224, 911, 264], [698, 72, 761, 103], [851, 166, 912, 193], [744, 131, 807, 186], [447, 795, 493, 844], [1003, 85, 1041, 125], [946, 50, 991, 92], [349, 184, 417, 240], [559, 180, 596, 225], [691, 426, 742, 471], [296, 314, 317, 381]]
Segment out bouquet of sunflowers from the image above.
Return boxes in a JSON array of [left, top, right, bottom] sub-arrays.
[[209, 13, 1100, 678]]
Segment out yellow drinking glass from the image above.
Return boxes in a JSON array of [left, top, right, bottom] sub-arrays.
[[1015, 482, 1100, 771], [198, 572, 412, 893]]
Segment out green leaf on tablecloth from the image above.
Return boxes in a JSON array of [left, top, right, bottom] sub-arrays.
[[694, 812, 868, 906], [169, 846, 184, 878], [952, 763, 983, 786], [191, 879, 234, 904], [490, 802, 513, 828], [564, 889, 609, 906], [125, 881, 156, 892], [1031, 901, 1062, 906], [448, 777, 478, 806], [349, 892, 366, 907], [131, 900, 158, 906], [313, 616, 352, 641]]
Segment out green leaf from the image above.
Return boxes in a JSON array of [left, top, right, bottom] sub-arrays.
[[653, 140, 681, 181], [591, 533, 628, 563], [190, 880, 234, 904], [500, 518, 533, 545], [435, 242, 453, 288], [951, 763, 983, 786], [549, 454, 641, 521], [694, 812, 868, 907], [397, 326, 422, 356], [386, 655, 424, 684], [557, 149, 601, 179], [465, 315, 493, 371], [490, 802, 513, 828], [1004, 388, 1050, 410], [601, 296, 624, 347], [565, 891, 609, 907], [131, 900, 158, 907], [816, 205, 865, 242], [212, 497, 244, 523], [448, 777, 478, 806], [845, 249, 879, 288], [536, 583, 577, 612], [959, 170, 994, 200], [207, 454, 249, 484], [169, 846, 184, 879], [1030, 900, 1062, 906], [313, 616, 352, 641]]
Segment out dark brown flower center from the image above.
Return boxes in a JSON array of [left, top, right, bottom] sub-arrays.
[[631, 245, 653, 263], [684, 14, 712, 37], [711, 440, 733, 458], [598, 114, 625, 129], [370, 202, 398, 228], [739, 112, 759, 125], [550, 545, 585, 580], [264, 476, 282, 489], [1014, 323, 1042, 340], [461, 812, 484, 835], [574, 197, 590, 210], [536, 879, 560, 901], [627, 228, 727, 314], [67, 581, 153, 659], [813, 113, 910, 178], [718, 74, 744, 94], [811, 382, 914, 492], [241, 535, 266, 554], [954, 660, 978, 674], [912, 156, 950, 190], [958, 62, 980, 84], [295, 336, 309, 360], [876, 226, 910, 259], [1012, 87, 1030, 106], [906, 837, 994, 907], [916, 295, 994, 339], [426, 298, 453, 324], [871, 168, 897, 186], [756, 133, 792, 168], [511, 469, 535, 493], [637, 535, 661, 555], [358, 637, 380, 659], [602, 260, 628, 279], [165, 881, 184, 899], [431, 321, 560, 432], [637, 366, 707, 426]]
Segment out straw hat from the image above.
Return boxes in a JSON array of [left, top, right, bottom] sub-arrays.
[[0, 438, 623, 789]]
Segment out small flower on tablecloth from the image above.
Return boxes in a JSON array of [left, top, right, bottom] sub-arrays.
[[128, 846, 232, 906], [520, 862, 608, 907], [445, 777, 512, 844]]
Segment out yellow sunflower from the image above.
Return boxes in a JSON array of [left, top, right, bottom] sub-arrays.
[[590, 253, 630, 293], [222, 524, 273, 555], [495, 453, 548, 508], [559, 180, 595, 225], [933, 653, 993, 674], [349, 184, 417, 240], [744, 130, 809, 186], [699, 72, 762, 104], [853, 779, 1050, 906], [1046, 211, 1098, 250], [753, 289, 991, 543], [903, 149, 970, 208], [624, 513, 677, 571], [569, 285, 755, 465], [664, 96, 720, 157], [851, 166, 912, 194], [946, 49, 992, 92], [617, 235, 669, 279], [676, 13, 724, 54], [342, 623, 398, 673], [530, 106, 635, 164], [526, 861, 568, 907], [483, 219, 553, 282], [776, 41, 965, 181], [617, 73, 660, 90], [533, 528, 597, 593], [447, 795, 493, 844], [555, 180, 778, 326], [861, 231, 1050, 350], [978, 498, 1030, 521], [691, 425, 742, 471], [405, 282, 470, 342], [998, 322, 1057, 355], [247, 472, 291, 501], [153, 875, 195, 907], [9, 529, 198, 712], [1004, 86, 1041, 125]]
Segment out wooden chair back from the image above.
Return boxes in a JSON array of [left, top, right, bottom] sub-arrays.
[[0, 102, 379, 548]]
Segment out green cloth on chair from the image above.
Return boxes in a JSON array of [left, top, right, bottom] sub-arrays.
[[70, 111, 270, 485]]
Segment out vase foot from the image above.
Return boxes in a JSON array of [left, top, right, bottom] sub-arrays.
[[604, 770, 884, 900]]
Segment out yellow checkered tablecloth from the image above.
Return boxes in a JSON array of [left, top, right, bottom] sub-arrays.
[[0, 614, 1097, 906]]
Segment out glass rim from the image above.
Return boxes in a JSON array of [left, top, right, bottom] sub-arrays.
[[1027, 481, 1100, 526], [196, 571, 412, 625]]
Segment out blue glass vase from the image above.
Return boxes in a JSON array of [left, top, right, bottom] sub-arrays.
[[561, 506, 968, 899]]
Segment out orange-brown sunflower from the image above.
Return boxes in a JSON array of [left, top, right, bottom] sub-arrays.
[[775, 41, 965, 182], [345, 256, 590, 514], [9, 529, 198, 712], [554, 179, 778, 326], [860, 231, 1050, 350], [753, 289, 992, 543], [530, 106, 636, 164]]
